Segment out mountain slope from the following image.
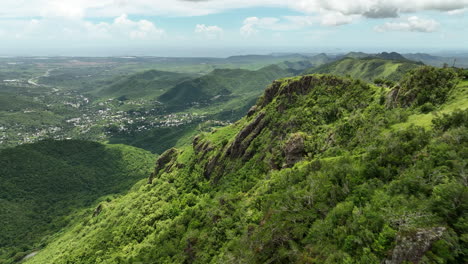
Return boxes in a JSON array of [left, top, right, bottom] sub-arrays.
[[94, 70, 193, 99], [158, 64, 292, 109], [302, 57, 423, 82], [0, 140, 155, 264], [25, 68, 467, 264]]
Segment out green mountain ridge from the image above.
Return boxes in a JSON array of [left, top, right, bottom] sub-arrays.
[[158, 64, 292, 110], [302, 57, 423, 82], [23, 67, 468, 264]]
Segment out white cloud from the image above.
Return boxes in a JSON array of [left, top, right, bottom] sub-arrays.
[[447, 8, 467, 15], [1, 0, 467, 19], [240, 15, 319, 37], [374, 16, 440, 33], [0, 14, 164, 41], [320, 12, 359, 26], [111, 14, 164, 39], [240, 17, 279, 36], [194, 24, 223, 39]]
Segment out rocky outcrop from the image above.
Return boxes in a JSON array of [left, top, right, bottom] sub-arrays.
[[247, 105, 258, 117], [148, 148, 178, 184], [260, 75, 350, 108], [225, 112, 267, 159], [92, 204, 102, 217], [283, 133, 305, 168], [386, 86, 401, 108], [384, 227, 446, 264], [204, 153, 221, 180]]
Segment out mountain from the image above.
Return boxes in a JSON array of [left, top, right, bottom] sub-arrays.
[[0, 140, 155, 264], [342, 51, 370, 59], [302, 57, 423, 82], [24, 67, 468, 264], [278, 53, 331, 73], [94, 70, 194, 100], [375, 52, 408, 61], [158, 64, 292, 109], [403, 53, 468, 68], [340, 52, 409, 62], [225, 54, 309, 64]]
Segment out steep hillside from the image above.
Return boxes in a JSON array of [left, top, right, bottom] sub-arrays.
[[25, 68, 467, 264], [302, 57, 423, 82], [94, 70, 193, 99], [158, 65, 292, 109], [0, 140, 155, 264]]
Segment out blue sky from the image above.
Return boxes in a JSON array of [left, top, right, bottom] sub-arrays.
[[0, 0, 467, 56]]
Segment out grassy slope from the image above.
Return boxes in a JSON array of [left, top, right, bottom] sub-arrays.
[[0, 140, 155, 264], [24, 68, 467, 264], [303, 57, 423, 82], [392, 79, 468, 130]]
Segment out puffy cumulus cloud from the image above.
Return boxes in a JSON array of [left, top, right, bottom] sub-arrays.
[[293, 0, 468, 18], [0, 14, 164, 41], [240, 16, 317, 36], [111, 14, 164, 39], [374, 16, 440, 33], [2, 0, 468, 19], [240, 17, 278, 36], [320, 12, 359, 26], [447, 8, 467, 15], [194, 24, 223, 39]]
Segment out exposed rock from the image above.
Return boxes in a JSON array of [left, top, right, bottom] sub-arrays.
[[148, 148, 178, 184], [384, 227, 446, 264], [204, 153, 221, 179], [192, 135, 201, 149], [247, 105, 258, 117], [261, 81, 282, 108], [147, 172, 155, 184], [283, 133, 305, 168], [92, 204, 102, 217], [226, 112, 266, 159]]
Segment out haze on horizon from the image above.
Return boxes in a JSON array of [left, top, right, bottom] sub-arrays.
[[1, 0, 468, 57]]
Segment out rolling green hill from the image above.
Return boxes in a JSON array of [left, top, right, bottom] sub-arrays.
[[94, 70, 194, 100], [0, 140, 155, 264], [158, 64, 292, 109], [302, 57, 423, 82], [23, 67, 467, 264]]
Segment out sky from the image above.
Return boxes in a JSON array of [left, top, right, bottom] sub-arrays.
[[0, 0, 467, 57]]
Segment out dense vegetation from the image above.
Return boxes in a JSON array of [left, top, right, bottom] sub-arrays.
[[0, 140, 155, 264], [303, 57, 423, 82], [23, 67, 467, 263]]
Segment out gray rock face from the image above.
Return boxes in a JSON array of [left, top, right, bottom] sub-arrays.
[[283, 133, 305, 168], [226, 112, 266, 159], [384, 227, 446, 264], [148, 148, 178, 184]]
